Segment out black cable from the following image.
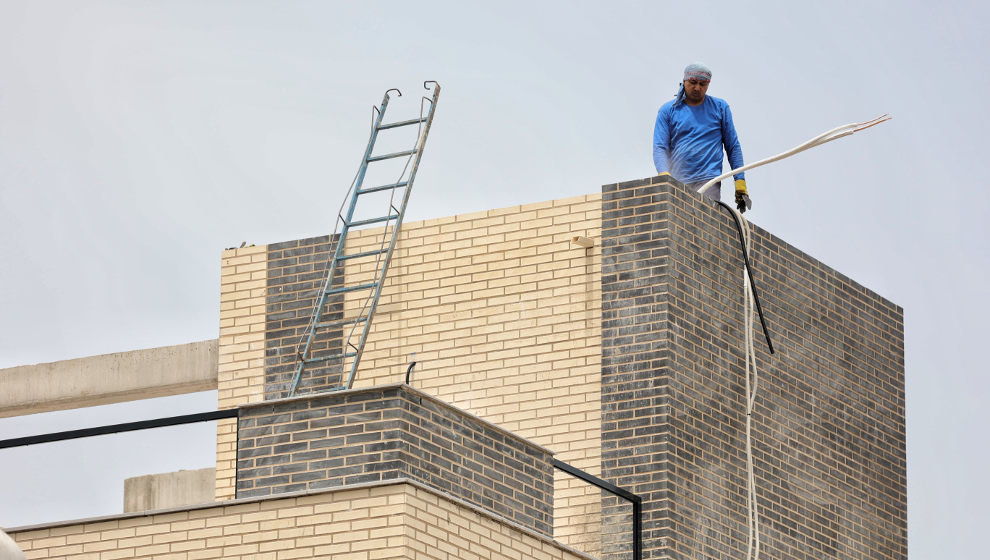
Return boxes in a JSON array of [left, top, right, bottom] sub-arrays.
[[715, 202, 775, 354]]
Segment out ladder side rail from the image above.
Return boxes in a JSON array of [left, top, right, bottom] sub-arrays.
[[289, 91, 395, 397], [337, 90, 394, 234], [289, 287, 332, 395], [289, 272, 346, 395], [322, 89, 395, 308], [400, 83, 441, 212], [288, 216, 356, 397], [342, 83, 441, 389], [352, 91, 396, 192], [316, 91, 393, 308]]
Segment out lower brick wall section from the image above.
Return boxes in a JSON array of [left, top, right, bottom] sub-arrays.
[[404, 483, 591, 560], [235, 384, 555, 536], [11, 481, 592, 560]]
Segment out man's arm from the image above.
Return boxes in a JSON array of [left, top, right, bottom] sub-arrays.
[[721, 104, 745, 181], [653, 108, 672, 175], [721, 102, 752, 212]]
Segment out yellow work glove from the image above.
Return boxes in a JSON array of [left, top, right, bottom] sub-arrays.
[[657, 172, 671, 177], [734, 179, 752, 213]]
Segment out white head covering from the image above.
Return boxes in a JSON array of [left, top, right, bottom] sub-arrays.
[[674, 62, 712, 106]]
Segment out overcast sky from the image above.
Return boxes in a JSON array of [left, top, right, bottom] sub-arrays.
[[0, 1, 987, 557]]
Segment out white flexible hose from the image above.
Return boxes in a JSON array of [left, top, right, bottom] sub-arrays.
[[699, 114, 891, 560], [697, 114, 891, 195], [737, 208, 760, 560]]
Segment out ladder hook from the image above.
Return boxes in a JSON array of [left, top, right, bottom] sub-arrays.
[[424, 80, 439, 91], [386, 88, 402, 99]]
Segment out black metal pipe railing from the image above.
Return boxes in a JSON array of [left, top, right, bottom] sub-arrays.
[[553, 459, 642, 560], [0, 409, 238, 449], [5, 412, 643, 560]]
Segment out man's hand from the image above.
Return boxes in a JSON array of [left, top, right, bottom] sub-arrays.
[[734, 179, 752, 213]]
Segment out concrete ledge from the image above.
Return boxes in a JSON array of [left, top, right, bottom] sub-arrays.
[[0, 340, 218, 418], [123, 468, 216, 513], [6, 478, 595, 560]]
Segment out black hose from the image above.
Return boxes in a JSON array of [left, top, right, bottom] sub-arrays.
[[715, 202, 775, 355], [405, 361, 417, 385]]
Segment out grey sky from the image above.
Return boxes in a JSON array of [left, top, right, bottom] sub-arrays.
[[0, 1, 987, 557]]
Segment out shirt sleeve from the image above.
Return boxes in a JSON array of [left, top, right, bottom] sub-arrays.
[[721, 103, 746, 181], [653, 107, 671, 175]]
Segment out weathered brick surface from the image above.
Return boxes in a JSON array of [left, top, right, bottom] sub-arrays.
[[235, 384, 555, 536], [600, 176, 906, 560], [264, 235, 344, 398]]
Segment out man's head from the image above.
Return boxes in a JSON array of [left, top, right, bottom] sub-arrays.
[[681, 63, 711, 106]]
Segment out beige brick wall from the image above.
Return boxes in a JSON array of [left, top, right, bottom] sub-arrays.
[[345, 195, 604, 553], [216, 244, 268, 501], [216, 197, 602, 463], [404, 483, 590, 560], [351, 195, 602, 458], [213, 196, 606, 550], [11, 482, 590, 560]]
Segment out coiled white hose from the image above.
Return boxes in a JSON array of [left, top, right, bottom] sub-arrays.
[[700, 114, 891, 560]]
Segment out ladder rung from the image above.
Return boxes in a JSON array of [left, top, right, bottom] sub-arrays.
[[303, 352, 358, 365], [347, 215, 399, 228], [316, 316, 368, 329], [357, 181, 408, 195], [368, 149, 417, 162], [378, 118, 427, 130], [325, 282, 378, 295], [337, 249, 387, 261]]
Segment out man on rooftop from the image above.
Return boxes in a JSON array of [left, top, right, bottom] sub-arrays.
[[653, 63, 751, 212]]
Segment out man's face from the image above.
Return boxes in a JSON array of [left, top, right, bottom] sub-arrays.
[[683, 78, 710, 105]]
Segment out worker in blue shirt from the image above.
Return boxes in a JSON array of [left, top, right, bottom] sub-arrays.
[[654, 63, 752, 212]]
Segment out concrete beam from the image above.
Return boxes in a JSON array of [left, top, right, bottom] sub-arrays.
[[0, 340, 218, 418]]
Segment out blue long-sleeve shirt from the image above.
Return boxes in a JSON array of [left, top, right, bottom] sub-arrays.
[[653, 95, 745, 184]]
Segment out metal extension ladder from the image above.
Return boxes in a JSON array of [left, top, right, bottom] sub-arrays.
[[289, 81, 441, 396]]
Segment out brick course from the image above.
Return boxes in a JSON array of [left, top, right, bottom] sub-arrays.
[[600, 176, 906, 560], [235, 384, 555, 536]]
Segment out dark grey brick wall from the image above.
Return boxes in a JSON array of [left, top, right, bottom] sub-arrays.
[[265, 235, 344, 399], [236, 384, 555, 536], [600, 176, 906, 560]]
